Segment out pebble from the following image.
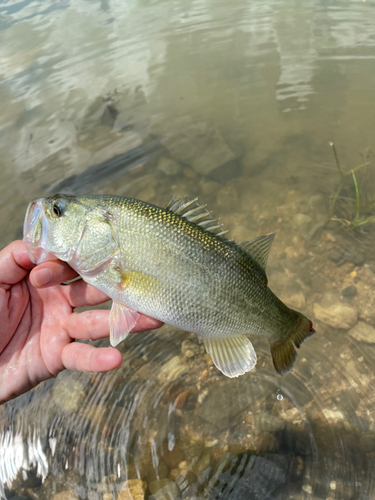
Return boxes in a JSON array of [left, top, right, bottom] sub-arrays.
[[175, 390, 191, 409], [327, 248, 346, 266], [157, 356, 190, 383], [341, 285, 357, 298], [293, 213, 312, 227], [204, 438, 219, 448], [313, 302, 358, 330], [255, 413, 286, 432], [148, 479, 179, 499], [181, 340, 200, 358], [52, 378, 86, 413], [50, 492, 79, 500], [283, 292, 306, 310], [192, 453, 212, 475], [118, 479, 146, 500], [349, 321, 375, 343], [157, 157, 182, 176]]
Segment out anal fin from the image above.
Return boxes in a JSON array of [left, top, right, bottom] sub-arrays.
[[203, 336, 257, 378], [109, 301, 140, 347]]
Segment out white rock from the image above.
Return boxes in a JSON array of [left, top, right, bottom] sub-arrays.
[[157, 356, 190, 383], [313, 303, 358, 330], [284, 292, 306, 310], [349, 321, 375, 343], [294, 213, 312, 227]]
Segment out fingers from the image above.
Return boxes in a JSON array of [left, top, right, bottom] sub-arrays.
[[66, 310, 110, 340], [0, 241, 34, 287], [30, 260, 78, 288], [62, 343, 123, 372], [61, 279, 110, 308], [66, 310, 164, 340], [131, 315, 164, 332]]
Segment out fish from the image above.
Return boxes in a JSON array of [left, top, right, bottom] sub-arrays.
[[23, 194, 315, 378]]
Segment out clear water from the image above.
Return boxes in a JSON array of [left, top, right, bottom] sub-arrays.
[[1, 0, 375, 498]]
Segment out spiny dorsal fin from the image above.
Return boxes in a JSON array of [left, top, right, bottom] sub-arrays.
[[238, 233, 275, 272], [166, 195, 229, 238]]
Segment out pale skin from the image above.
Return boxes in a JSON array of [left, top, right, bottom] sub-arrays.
[[0, 240, 163, 405]]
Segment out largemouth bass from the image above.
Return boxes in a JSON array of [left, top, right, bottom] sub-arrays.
[[23, 194, 315, 377]]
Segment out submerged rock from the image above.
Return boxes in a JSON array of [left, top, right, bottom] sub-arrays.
[[118, 479, 146, 500], [151, 116, 235, 175], [157, 157, 182, 176], [206, 454, 287, 500], [342, 285, 357, 298], [313, 302, 358, 330], [255, 413, 286, 433], [191, 127, 236, 176], [52, 377, 87, 413], [198, 377, 274, 430], [283, 292, 306, 311], [50, 491, 79, 500], [148, 479, 180, 499], [157, 356, 190, 384], [181, 339, 200, 358], [349, 321, 375, 343], [293, 213, 312, 227]]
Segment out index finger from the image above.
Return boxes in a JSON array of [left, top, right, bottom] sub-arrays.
[[0, 241, 34, 288]]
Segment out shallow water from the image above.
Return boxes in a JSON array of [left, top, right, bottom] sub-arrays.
[[1, 0, 375, 499]]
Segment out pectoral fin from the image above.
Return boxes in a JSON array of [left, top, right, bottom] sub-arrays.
[[109, 301, 140, 347], [203, 336, 257, 378]]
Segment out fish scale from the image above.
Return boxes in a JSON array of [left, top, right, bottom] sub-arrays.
[[23, 194, 315, 378]]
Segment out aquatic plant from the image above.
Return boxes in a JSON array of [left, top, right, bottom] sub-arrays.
[[328, 143, 375, 229]]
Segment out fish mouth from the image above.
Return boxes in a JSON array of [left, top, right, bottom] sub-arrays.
[[23, 198, 58, 265]]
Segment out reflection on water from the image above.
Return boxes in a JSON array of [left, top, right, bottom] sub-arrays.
[[1, 0, 375, 498]]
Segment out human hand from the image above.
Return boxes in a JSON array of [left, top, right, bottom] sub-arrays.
[[0, 240, 163, 404]]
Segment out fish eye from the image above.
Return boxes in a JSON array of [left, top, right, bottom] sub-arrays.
[[52, 202, 64, 217]]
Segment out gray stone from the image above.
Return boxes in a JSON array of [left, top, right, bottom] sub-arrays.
[[328, 247, 346, 266], [148, 479, 180, 499], [198, 376, 274, 430], [349, 321, 375, 343], [308, 194, 325, 211], [206, 454, 287, 500], [255, 413, 286, 432], [313, 302, 358, 330], [157, 157, 182, 176], [303, 221, 325, 241], [342, 285, 357, 298], [192, 127, 236, 175], [192, 453, 213, 476]]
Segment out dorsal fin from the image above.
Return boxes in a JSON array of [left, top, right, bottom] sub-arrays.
[[238, 233, 275, 272], [165, 195, 229, 238]]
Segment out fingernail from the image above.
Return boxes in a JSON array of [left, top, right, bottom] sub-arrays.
[[34, 268, 53, 287]]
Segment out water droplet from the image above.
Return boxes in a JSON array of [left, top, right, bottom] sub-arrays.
[[277, 394, 283, 401]]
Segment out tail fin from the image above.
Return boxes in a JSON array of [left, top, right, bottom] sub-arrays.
[[270, 315, 315, 375]]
